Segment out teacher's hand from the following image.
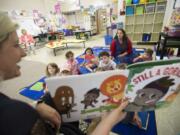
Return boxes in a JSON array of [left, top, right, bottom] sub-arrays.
[[102, 100, 129, 128], [36, 103, 61, 129], [91, 100, 129, 135]]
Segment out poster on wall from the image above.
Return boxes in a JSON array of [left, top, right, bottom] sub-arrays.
[[10, 10, 41, 36]]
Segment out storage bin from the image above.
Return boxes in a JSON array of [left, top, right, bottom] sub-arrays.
[[146, 4, 155, 13], [156, 4, 166, 12], [140, 0, 147, 4], [142, 33, 151, 41], [133, 0, 139, 4], [126, 6, 134, 15], [148, 0, 156, 3], [126, 0, 132, 5], [136, 6, 144, 15], [104, 35, 113, 45]]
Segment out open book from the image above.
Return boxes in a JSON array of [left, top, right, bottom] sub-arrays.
[[46, 59, 180, 122]]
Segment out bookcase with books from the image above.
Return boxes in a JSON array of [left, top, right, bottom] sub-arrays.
[[125, 0, 167, 44]]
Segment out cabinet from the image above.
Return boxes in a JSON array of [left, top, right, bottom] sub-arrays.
[[125, 1, 167, 43]]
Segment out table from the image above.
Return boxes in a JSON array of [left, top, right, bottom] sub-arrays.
[[45, 39, 86, 56], [157, 32, 180, 59], [73, 30, 92, 40]]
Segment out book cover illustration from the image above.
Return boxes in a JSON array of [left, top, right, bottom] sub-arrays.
[[46, 70, 129, 122], [125, 63, 180, 112]]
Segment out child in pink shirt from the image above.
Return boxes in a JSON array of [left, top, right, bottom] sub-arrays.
[[80, 48, 98, 72], [64, 51, 79, 75], [19, 29, 36, 55]]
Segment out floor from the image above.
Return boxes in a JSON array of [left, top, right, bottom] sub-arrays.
[[1, 34, 180, 135]]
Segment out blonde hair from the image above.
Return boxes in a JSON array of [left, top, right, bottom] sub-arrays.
[[0, 12, 18, 44]]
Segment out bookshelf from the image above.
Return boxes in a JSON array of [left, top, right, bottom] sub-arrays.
[[125, 1, 167, 44]]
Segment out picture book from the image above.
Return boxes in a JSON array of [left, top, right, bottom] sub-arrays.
[[45, 59, 180, 122]]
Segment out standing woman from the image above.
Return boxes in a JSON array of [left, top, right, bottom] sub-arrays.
[[110, 28, 133, 64]]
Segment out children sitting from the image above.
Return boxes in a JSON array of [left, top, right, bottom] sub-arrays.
[[19, 29, 36, 55], [60, 65, 72, 76], [64, 51, 79, 75], [46, 63, 60, 77], [133, 48, 153, 63], [98, 51, 116, 71], [80, 48, 98, 72]]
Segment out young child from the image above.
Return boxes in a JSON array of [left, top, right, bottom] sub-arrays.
[[133, 48, 153, 63], [19, 29, 36, 55], [98, 51, 116, 71], [60, 65, 72, 76], [80, 48, 98, 72], [64, 51, 79, 75], [44, 63, 60, 93], [46, 63, 60, 77]]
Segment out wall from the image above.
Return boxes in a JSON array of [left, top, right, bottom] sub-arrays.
[[62, 0, 113, 12], [0, 0, 47, 14], [0, 0, 67, 15]]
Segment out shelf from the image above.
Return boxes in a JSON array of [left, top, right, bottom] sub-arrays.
[[126, 14, 134, 16], [126, 24, 134, 25], [127, 32, 133, 34], [156, 0, 167, 3], [126, 2, 157, 7], [155, 12, 165, 14], [134, 23, 144, 25], [144, 23, 153, 25], [134, 32, 143, 34], [135, 14, 144, 16], [154, 22, 163, 24], [135, 23, 144, 25], [145, 12, 155, 14], [125, 0, 166, 43]]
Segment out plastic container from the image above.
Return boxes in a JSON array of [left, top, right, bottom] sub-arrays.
[[148, 0, 156, 3], [133, 0, 139, 4], [140, 0, 147, 4], [104, 35, 113, 45], [142, 33, 151, 41], [126, 0, 132, 5], [156, 4, 166, 12], [136, 5, 144, 15], [126, 6, 134, 15], [146, 4, 155, 13]]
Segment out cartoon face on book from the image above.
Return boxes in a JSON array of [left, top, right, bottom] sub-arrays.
[[100, 75, 127, 104], [53, 86, 76, 118], [125, 65, 180, 112]]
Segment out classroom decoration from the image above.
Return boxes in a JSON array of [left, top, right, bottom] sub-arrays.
[[169, 8, 180, 26]]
